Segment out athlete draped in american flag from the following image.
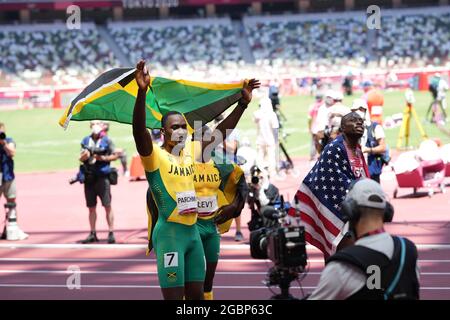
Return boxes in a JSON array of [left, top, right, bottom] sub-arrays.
[[296, 112, 369, 258]]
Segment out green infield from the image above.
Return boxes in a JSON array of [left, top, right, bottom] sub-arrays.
[[0, 90, 449, 173]]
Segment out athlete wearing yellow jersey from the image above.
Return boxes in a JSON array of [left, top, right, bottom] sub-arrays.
[[132, 60, 259, 300], [193, 126, 248, 300]]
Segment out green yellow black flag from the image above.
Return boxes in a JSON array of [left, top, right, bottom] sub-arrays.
[[59, 68, 245, 129]]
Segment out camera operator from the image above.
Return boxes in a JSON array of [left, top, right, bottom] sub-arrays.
[[79, 122, 119, 244], [254, 97, 279, 179], [308, 179, 419, 300], [0, 123, 28, 240], [247, 166, 280, 230], [314, 90, 337, 154], [320, 104, 351, 151]]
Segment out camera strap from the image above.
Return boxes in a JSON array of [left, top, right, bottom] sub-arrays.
[[384, 236, 406, 300]]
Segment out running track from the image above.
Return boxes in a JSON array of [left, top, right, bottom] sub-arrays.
[[1, 156, 449, 300]]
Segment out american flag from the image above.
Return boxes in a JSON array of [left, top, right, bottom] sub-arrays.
[[296, 135, 368, 257]]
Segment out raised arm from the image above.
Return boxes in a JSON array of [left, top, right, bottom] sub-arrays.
[[132, 60, 153, 157], [204, 79, 260, 151]]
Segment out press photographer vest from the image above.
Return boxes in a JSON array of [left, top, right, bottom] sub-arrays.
[[0, 137, 15, 182], [326, 236, 419, 300], [81, 135, 113, 177]]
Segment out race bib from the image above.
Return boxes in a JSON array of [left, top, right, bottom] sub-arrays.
[[176, 191, 197, 215], [197, 196, 219, 216], [164, 252, 179, 268], [371, 106, 383, 115]]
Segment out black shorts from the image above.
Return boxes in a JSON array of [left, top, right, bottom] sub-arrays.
[[84, 176, 111, 208]]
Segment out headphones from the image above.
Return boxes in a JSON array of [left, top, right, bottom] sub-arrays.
[[341, 198, 394, 223], [340, 182, 394, 223]]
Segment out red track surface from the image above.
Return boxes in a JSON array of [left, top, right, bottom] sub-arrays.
[[1, 156, 449, 300]]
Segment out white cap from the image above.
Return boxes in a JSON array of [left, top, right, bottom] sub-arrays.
[[327, 104, 351, 123], [324, 90, 334, 98], [91, 124, 102, 135], [351, 98, 368, 111], [345, 179, 387, 210], [333, 91, 344, 101]]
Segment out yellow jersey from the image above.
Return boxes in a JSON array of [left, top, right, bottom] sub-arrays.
[[141, 141, 198, 226], [194, 161, 221, 220]]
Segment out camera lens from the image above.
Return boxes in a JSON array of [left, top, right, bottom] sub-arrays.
[[0, 132, 6, 140], [251, 176, 259, 184]]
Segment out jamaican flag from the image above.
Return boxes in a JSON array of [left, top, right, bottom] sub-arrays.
[[59, 68, 245, 129]]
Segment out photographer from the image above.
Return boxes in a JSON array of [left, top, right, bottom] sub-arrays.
[[0, 123, 28, 240], [79, 122, 119, 244], [247, 165, 280, 230], [320, 104, 351, 151], [253, 97, 279, 178], [314, 90, 336, 154], [309, 179, 419, 300]]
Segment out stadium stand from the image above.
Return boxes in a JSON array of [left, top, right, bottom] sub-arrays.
[[243, 13, 368, 73], [374, 10, 450, 68], [107, 18, 243, 79], [0, 6, 449, 88], [0, 23, 119, 87]]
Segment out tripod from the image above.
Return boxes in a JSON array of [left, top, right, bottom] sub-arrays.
[[277, 132, 300, 178], [396, 102, 428, 150], [426, 99, 447, 124], [267, 267, 299, 300]]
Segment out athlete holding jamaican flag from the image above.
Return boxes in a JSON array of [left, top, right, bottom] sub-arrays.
[[133, 60, 259, 300], [191, 125, 248, 300]]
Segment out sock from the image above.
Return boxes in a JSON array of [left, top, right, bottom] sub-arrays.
[[204, 291, 213, 300]]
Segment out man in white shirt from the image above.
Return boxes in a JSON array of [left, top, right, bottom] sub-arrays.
[[253, 96, 279, 178], [309, 179, 420, 300], [315, 90, 338, 153], [437, 75, 448, 110]]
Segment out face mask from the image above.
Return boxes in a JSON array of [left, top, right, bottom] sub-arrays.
[[170, 128, 187, 143], [325, 97, 334, 107], [91, 124, 102, 135]]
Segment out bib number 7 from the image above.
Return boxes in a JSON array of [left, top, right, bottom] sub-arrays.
[[164, 252, 179, 268]]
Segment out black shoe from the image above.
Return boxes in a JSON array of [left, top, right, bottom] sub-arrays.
[[81, 232, 99, 244], [107, 232, 116, 244]]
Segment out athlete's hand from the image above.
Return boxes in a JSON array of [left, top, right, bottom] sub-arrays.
[[214, 203, 238, 225], [239, 78, 261, 106], [135, 60, 150, 91]]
